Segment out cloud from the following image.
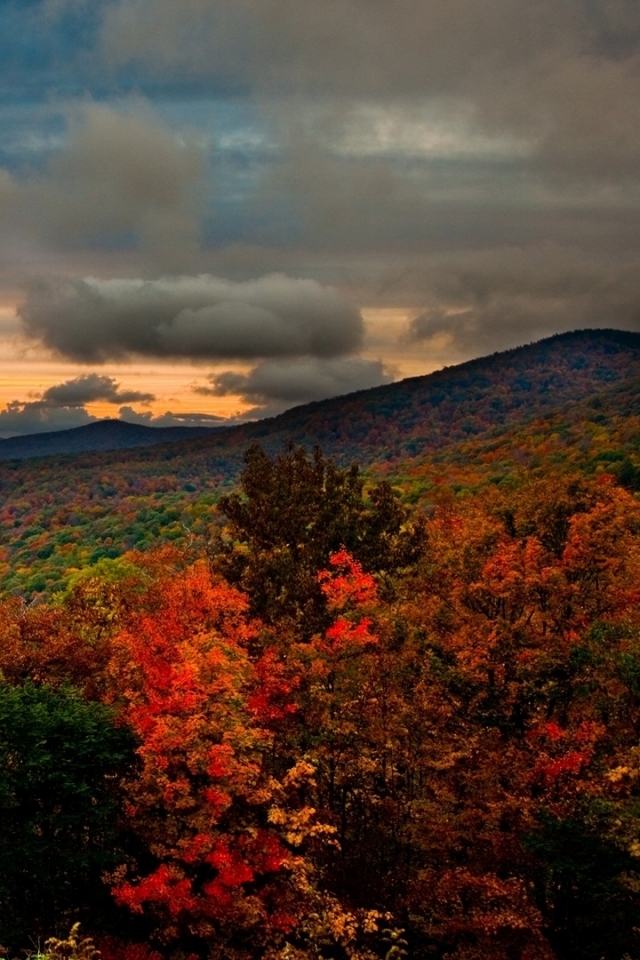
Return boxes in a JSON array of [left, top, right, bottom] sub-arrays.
[[406, 244, 640, 359], [1, 102, 204, 269], [0, 401, 97, 438], [0, 374, 155, 437], [42, 373, 154, 405], [117, 406, 229, 428], [95, 0, 640, 182], [200, 355, 391, 414], [19, 274, 364, 363], [3, 0, 640, 384]]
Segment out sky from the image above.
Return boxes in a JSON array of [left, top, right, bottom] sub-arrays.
[[0, 0, 640, 435]]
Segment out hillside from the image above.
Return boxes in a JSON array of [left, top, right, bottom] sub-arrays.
[[1, 327, 639, 595], [5, 327, 640, 466], [0, 419, 218, 460]]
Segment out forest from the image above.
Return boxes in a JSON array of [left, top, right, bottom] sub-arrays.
[[3, 439, 640, 960], [3, 330, 640, 960]]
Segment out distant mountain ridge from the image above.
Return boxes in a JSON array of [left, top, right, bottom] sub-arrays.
[[0, 419, 218, 461], [3, 327, 640, 464]]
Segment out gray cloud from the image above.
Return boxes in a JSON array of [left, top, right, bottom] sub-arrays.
[[0, 402, 97, 438], [201, 356, 391, 414], [407, 244, 640, 359], [96, 0, 640, 182], [0, 103, 204, 270], [3, 0, 640, 380], [19, 274, 364, 363], [0, 373, 156, 437], [42, 373, 154, 405]]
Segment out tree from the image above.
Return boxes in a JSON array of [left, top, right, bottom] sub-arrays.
[[0, 682, 134, 949], [107, 560, 383, 960], [211, 444, 421, 635]]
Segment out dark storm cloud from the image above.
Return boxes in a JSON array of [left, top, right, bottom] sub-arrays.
[[19, 275, 364, 363], [201, 356, 391, 410]]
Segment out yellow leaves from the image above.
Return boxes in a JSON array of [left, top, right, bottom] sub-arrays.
[[267, 804, 337, 848], [42, 925, 99, 960], [607, 765, 640, 783], [282, 760, 317, 788], [269, 895, 386, 960]]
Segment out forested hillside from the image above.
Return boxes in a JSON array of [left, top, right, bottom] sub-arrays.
[[0, 328, 639, 596], [0, 420, 218, 461], [2, 329, 640, 958]]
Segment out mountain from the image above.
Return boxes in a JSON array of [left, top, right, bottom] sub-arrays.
[[5, 328, 640, 465], [0, 419, 218, 461], [1, 327, 640, 596]]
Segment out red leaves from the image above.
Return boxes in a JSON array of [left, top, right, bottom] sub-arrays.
[[319, 548, 378, 610], [247, 647, 299, 725], [115, 865, 197, 917], [538, 750, 590, 785], [315, 550, 379, 656], [106, 562, 299, 941], [106, 559, 345, 955]]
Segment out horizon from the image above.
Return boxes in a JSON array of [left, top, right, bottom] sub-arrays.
[[1, 325, 635, 440]]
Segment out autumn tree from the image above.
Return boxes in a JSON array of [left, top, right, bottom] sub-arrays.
[[211, 443, 421, 634], [107, 559, 384, 960]]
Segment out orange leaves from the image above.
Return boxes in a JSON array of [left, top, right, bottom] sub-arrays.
[[106, 562, 295, 943], [106, 558, 348, 956], [319, 548, 378, 611]]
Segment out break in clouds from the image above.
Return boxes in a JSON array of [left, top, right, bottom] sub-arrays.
[[0, 373, 229, 436], [0, 374, 153, 436]]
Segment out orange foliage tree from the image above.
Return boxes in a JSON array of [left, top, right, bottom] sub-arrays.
[[106, 559, 384, 960]]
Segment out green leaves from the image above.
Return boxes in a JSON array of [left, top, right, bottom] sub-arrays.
[[213, 443, 419, 634], [0, 682, 134, 948]]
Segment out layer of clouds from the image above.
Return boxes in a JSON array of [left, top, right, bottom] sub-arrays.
[[117, 406, 229, 428], [19, 274, 364, 363], [200, 355, 391, 414], [95, 0, 640, 181], [406, 244, 640, 359], [0, 374, 155, 437], [0, 103, 204, 269], [2, 1, 640, 395]]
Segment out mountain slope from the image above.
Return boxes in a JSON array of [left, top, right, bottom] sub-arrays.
[[4, 327, 640, 465], [1, 327, 639, 596]]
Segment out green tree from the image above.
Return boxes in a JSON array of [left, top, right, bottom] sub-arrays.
[[211, 443, 421, 634], [0, 682, 135, 949]]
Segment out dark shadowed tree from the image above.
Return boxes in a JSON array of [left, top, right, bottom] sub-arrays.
[[0, 682, 135, 949], [210, 443, 422, 634]]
